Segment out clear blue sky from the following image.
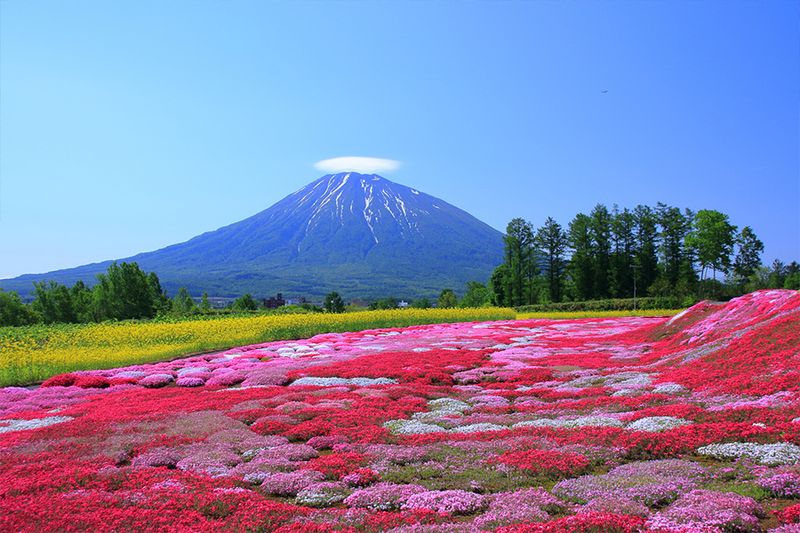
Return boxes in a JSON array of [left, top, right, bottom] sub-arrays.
[[1, 0, 798, 279]]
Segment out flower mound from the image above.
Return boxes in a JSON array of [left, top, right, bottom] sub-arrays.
[[646, 489, 763, 532], [402, 490, 486, 515], [344, 483, 427, 511]]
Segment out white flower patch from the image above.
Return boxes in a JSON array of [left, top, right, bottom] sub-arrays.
[[271, 343, 322, 358], [605, 372, 652, 389], [176, 366, 209, 377], [666, 307, 691, 325], [697, 442, 800, 466], [612, 389, 644, 397], [412, 412, 454, 424], [653, 383, 687, 395], [708, 391, 796, 411], [513, 416, 624, 429], [428, 398, 471, 414], [626, 417, 692, 432], [469, 395, 510, 407], [449, 423, 507, 433], [561, 376, 606, 389], [275, 348, 305, 359], [296, 482, 350, 507], [350, 377, 398, 386], [793, 417, 800, 424], [0, 416, 73, 434], [290, 377, 397, 387], [383, 419, 447, 435], [113, 370, 147, 379]]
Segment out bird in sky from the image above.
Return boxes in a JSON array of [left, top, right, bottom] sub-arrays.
[[601, 89, 609, 93]]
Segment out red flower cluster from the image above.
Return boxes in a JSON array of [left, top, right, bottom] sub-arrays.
[[301, 452, 369, 479], [496, 512, 646, 533], [775, 503, 800, 524], [491, 449, 590, 477], [41, 373, 111, 389]]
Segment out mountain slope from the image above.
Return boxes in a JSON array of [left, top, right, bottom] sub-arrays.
[[1, 173, 504, 300]]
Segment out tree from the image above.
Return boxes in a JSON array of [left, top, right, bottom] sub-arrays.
[[460, 282, 491, 308], [504, 218, 537, 306], [766, 259, 787, 288], [535, 217, 568, 302], [369, 297, 399, 310], [171, 287, 196, 316], [324, 291, 345, 313], [633, 205, 659, 296], [733, 226, 764, 282], [568, 213, 594, 300], [686, 209, 737, 281], [589, 204, 612, 299], [70, 281, 93, 322], [147, 272, 170, 314], [93, 262, 165, 321], [610, 206, 636, 298], [489, 264, 511, 307], [0, 290, 38, 326], [411, 298, 431, 309], [200, 291, 211, 312], [32, 281, 78, 324], [231, 293, 258, 311], [437, 288, 458, 308], [656, 203, 693, 290], [785, 268, 800, 290]]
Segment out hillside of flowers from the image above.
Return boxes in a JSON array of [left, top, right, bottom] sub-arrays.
[[1, 289, 799, 532]]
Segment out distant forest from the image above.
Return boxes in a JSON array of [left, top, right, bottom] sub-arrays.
[[489, 202, 799, 307]]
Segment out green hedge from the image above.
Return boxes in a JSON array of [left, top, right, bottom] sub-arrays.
[[516, 296, 692, 313]]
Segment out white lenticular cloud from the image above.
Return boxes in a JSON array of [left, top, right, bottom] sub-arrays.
[[314, 156, 401, 174]]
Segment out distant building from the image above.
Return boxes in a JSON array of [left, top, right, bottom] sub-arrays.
[[285, 296, 308, 306], [263, 293, 286, 309], [398, 300, 410, 308]]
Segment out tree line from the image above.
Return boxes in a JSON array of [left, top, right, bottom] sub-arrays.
[[490, 203, 799, 307], [0, 262, 312, 327], [0, 262, 498, 327]]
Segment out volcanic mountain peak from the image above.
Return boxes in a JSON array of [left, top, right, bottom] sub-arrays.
[[1, 172, 504, 299], [285, 172, 441, 245]]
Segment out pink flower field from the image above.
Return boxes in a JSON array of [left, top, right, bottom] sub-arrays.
[[2, 290, 799, 532]]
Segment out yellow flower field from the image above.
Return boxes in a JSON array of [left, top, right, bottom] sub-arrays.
[[0, 308, 515, 387]]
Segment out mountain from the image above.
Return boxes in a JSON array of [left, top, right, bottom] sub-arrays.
[[1, 173, 505, 300]]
